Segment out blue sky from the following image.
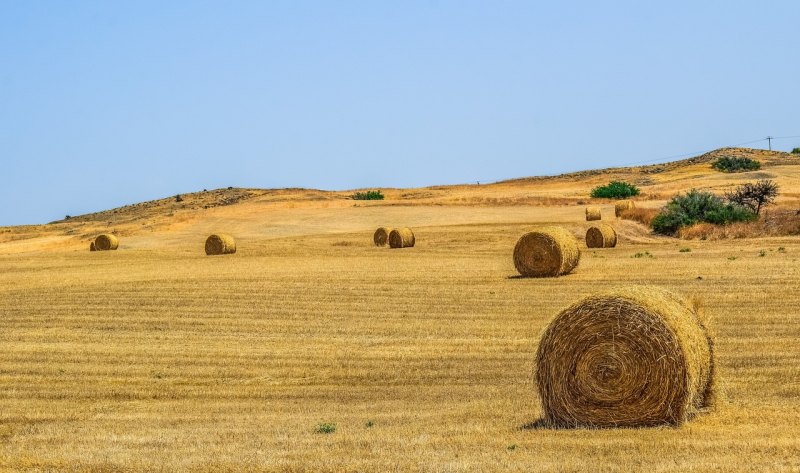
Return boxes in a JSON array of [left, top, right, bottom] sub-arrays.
[[1, 1, 799, 225]]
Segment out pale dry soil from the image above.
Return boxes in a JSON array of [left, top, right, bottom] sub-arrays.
[[1, 205, 799, 472]]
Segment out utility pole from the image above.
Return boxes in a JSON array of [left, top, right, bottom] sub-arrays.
[[766, 136, 773, 150]]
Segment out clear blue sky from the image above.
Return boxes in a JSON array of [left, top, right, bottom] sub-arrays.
[[1, 1, 799, 225]]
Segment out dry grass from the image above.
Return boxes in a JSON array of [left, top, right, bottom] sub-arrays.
[[619, 207, 660, 227], [536, 286, 713, 428], [2, 147, 800, 470], [1, 224, 799, 471], [678, 208, 800, 240]]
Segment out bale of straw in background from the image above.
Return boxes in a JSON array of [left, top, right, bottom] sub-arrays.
[[536, 285, 714, 428], [205, 234, 236, 255], [94, 234, 119, 251], [513, 227, 580, 277], [388, 227, 415, 248], [90, 241, 96, 252], [373, 227, 392, 246], [585, 206, 602, 221], [615, 200, 635, 217], [585, 223, 617, 248]]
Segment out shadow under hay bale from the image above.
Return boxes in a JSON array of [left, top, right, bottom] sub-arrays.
[[373, 227, 392, 246], [94, 234, 119, 251], [615, 200, 635, 217], [388, 228, 415, 248], [89, 241, 96, 251], [513, 227, 580, 277], [205, 234, 236, 255], [535, 285, 715, 428], [586, 224, 617, 248], [585, 206, 602, 221]]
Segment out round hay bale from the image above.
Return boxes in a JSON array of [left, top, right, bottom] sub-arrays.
[[585, 206, 602, 221], [388, 227, 415, 248], [615, 200, 635, 217], [585, 224, 617, 248], [205, 234, 236, 255], [536, 286, 714, 428], [94, 234, 119, 251], [373, 227, 392, 246], [513, 227, 580, 277], [90, 241, 96, 252]]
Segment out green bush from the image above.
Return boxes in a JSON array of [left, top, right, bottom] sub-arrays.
[[351, 190, 384, 200], [590, 181, 640, 199], [792, 148, 800, 154], [711, 156, 761, 173], [651, 190, 756, 235]]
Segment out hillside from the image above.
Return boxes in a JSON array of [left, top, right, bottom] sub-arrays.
[[1, 147, 798, 254]]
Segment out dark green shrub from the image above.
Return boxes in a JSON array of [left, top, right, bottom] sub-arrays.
[[791, 148, 800, 154], [711, 156, 761, 173], [651, 190, 755, 235], [590, 181, 640, 199], [351, 190, 385, 200]]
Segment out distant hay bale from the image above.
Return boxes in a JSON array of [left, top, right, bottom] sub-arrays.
[[94, 234, 119, 251], [90, 241, 96, 252], [373, 227, 392, 246], [615, 200, 635, 217], [388, 227, 415, 248], [205, 234, 236, 255], [536, 286, 715, 428], [513, 227, 580, 277], [585, 206, 602, 221], [585, 224, 617, 248]]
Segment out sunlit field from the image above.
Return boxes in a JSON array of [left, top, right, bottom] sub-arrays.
[[2, 207, 799, 470]]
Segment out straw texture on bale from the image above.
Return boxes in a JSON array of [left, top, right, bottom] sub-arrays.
[[90, 241, 96, 252], [373, 227, 392, 246], [205, 234, 236, 255], [615, 200, 635, 217], [388, 227, 415, 248], [585, 224, 617, 248], [513, 227, 580, 277], [94, 234, 119, 251], [585, 206, 602, 221], [536, 286, 714, 428]]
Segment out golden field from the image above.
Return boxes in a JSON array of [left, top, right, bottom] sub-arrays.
[[1, 148, 800, 471]]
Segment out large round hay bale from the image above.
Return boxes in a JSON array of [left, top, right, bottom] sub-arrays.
[[90, 241, 96, 252], [388, 227, 415, 248], [513, 227, 580, 277], [536, 286, 714, 428], [615, 200, 635, 217], [373, 227, 392, 246], [585, 224, 617, 248], [585, 206, 601, 221], [205, 234, 236, 255], [94, 234, 119, 251]]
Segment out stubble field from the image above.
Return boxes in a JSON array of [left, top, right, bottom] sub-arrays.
[[1, 203, 799, 471]]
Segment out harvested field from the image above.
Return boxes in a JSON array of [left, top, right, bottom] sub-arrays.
[[1, 207, 799, 471]]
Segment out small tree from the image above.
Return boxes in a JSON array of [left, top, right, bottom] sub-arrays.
[[725, 179, 779, 215], [792, 148, 800, 154]]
